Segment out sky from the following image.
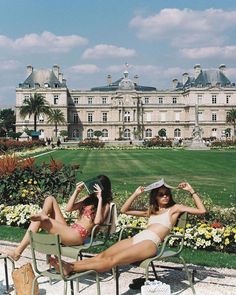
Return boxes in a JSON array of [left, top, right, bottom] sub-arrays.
[[1, 0, 236, 107]]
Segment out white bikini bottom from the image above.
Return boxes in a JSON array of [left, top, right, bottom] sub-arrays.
[[132, 229, 161, 247]]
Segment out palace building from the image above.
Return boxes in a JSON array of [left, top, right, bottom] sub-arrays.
[[15, 64, 236, 140]]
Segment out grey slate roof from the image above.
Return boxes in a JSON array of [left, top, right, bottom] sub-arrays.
[[19, 69, 66, 88], [175, 68, 234, 90], [91, 75, 156, 92]]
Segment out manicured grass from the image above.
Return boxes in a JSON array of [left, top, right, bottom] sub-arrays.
[[35, 149, 236, 207], [1, 225, 235, 269]]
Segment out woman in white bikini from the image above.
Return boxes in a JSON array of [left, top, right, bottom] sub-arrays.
[[0, 174, 112, 261], [50, 180, 206, 275]]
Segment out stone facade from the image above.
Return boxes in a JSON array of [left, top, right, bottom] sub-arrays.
[[15, 64, 236, 140]]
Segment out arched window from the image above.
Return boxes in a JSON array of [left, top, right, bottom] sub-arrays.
[[102, 129, 108, 138], [87, 129, 94, 138], [145, 128, 152, 138], [212, 128, 217, 137], [174, 128, 181, 138], [124, 128, 131, 139]]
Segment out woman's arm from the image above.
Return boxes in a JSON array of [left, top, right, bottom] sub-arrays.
[[120, 186, 147, 217], [65, 182, 85, 212], [176, 182, 207, 215], [93, 184, 110, 224]]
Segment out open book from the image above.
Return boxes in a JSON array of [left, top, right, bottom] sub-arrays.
[[83, 177, 104, 194], [144, 178, 175, 192]]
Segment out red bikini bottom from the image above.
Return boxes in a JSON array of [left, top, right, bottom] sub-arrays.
[[70, 223, 89, 239]]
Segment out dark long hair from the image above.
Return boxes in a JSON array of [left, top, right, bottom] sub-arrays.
[[148, 185, 176, 215], [79, 174, 113, 211]]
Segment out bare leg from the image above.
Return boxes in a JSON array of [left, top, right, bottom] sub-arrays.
[[50, 239, 157, 274], [0, 196, 67, 260]]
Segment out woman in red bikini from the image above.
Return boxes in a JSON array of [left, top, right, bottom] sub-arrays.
[[0, 174, 112, 261], [50, 180, 206, 275]]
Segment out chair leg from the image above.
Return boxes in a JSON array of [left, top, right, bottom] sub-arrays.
[[63, 281, 68, 295], [114, 266, 119, 295], [179, 256, 196, 295], [70, 280, 74, 295], [31, 277, 38, 295], [150, 262, 158, 280], [95, 272, 101, 295]]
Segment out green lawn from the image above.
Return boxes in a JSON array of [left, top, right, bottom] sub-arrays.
[[36, 148, 236, 207]]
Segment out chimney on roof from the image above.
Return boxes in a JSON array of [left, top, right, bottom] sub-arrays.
[[26, 65, 33, 76], [182, 72, 189, 85], [134, 74, 139, 85], [107, 74, 112, 85], [194, 64, 201, 78], [58, 73, 63, 83], [53, 64, 60, 79], [219, 64, 226, 74], [172, 78, 178, 89]]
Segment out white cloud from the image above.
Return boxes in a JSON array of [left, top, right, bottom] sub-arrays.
[[81, 44, 136, 59], [0, 31, 88, 53], [0, 60, 21, 71], [181, 46, 236, 59], [68, 64, 100, 74], [130, 8, 236, 47]]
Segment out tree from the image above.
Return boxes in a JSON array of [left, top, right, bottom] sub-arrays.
[[226, 108, 236, 137], [94, 130, 102, 139], [158, 128, 166, 138], [0, 108, 15, 136], [19, 93, 51, 131], [47, 109, 66, 138]]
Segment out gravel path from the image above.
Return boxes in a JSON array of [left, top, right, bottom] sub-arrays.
[[0, 240, 235, 295]]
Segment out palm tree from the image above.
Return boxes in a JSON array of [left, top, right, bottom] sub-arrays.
[[226, 108, 236, 137], [47, 109, 66, 138], [20, 93, 51, 131]]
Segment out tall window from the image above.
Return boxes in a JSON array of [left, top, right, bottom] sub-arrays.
[[226, 95, 231, 104], [172, 97, 177, 104], [160, 112, 166, 122], [212, 95, 217, 104], [102, 129, 108, 138], [124, 128, 131, 138], [146, 112, 152, 122], [174, 128, 181, 138], [158, 97, 163, 104], [198, 111, 203, 121], [144, 97, 149, 104], [175, 112, 180, 121], [87, 129, 94, 138], [38, 113, 44, 122], [88, 97, 93, 104], [124, 111, 130, 122], [88, 112, 93, 123], [102, 112, 107, 122], [73, 113, 78, 123], [102, 97, 107, 104], [74, 97, 79, 105], [54, 95, 58, 105], [212, 112, 217, 121], [145, 129, 152, 138], [197, 94, 203, 104]]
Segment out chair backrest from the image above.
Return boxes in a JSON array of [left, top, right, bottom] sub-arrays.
[[176, 212, 188, 232], [29, 231, 67, 279]]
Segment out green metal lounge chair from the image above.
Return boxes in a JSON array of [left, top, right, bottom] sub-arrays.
[[115, 212, 196, 295], [29, 231, 101, 295]]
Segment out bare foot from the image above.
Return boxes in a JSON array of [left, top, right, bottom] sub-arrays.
[[49, 256, 72, 276], [0, 248, 21, 261], [30, 212, 49, 222]]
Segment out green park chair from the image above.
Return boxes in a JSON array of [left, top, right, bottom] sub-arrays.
[[115, 212, 196, 295], [29, 231, 101, 295]]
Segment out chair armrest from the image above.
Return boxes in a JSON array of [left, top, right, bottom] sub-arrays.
[[158, 233, 184, 257]]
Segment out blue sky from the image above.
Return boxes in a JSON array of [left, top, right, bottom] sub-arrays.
[[1, 0, 236, 107]]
